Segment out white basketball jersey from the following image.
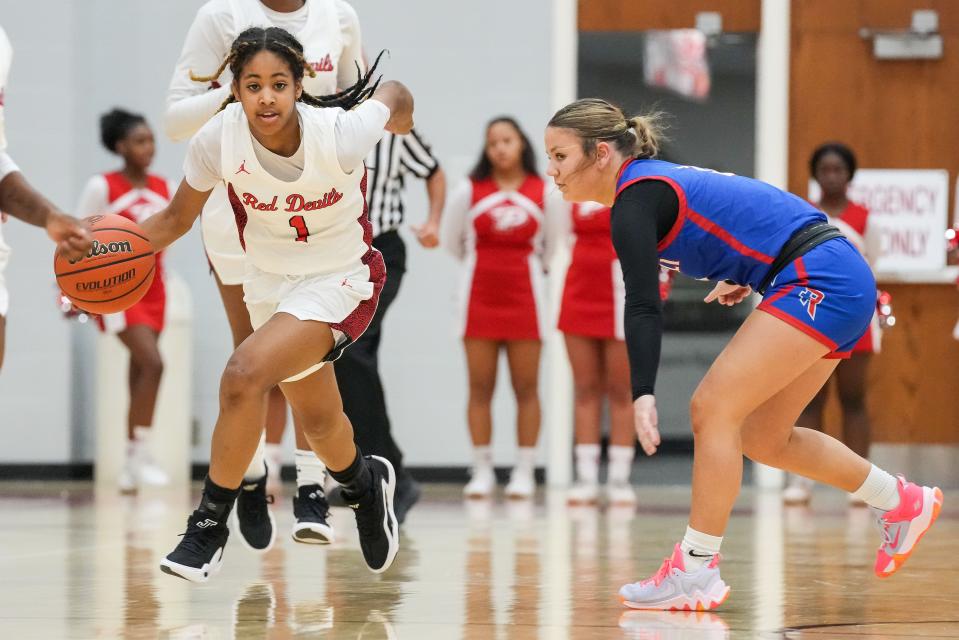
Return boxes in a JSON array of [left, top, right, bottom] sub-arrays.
[[228, 0, 343, 96], [220, 102, 368, 276]]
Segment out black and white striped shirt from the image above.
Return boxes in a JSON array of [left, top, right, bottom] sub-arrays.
[[365, 129, 440, 237]]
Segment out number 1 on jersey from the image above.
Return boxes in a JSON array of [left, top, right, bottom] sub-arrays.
[[289, 215, 310, 243]]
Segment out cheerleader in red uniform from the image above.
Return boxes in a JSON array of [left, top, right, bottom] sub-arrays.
[[443, 117, 563, 499], [76, 109, 174, 493], [784, 142, 879, 505], [559, 201, 672, 506]]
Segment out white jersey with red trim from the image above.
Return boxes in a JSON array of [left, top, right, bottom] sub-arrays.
[[167, 0, 363, 285], [218, 102, 368, 276], [226, 0, 344, 96]]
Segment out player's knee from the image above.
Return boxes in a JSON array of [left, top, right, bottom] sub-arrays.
[[511, 378, 539, 403], [689, 386, 726, 437], [220, 355, 270, 406], [573, 378, 601, 404], [468, 379, 496, 403], [138, 352, 164, 380], [688, 391, 711, 436], [299, 410, 342, 442], [605, 378, 632, 407]]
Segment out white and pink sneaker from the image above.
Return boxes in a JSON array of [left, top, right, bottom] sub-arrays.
[[618, 543, 730, 611], [874, 475, 943, 578]]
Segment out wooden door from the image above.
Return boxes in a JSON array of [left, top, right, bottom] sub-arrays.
[[790, 0, 959, 444]]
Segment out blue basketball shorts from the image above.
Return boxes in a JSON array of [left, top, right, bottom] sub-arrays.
[[757, 237, 875, 358]]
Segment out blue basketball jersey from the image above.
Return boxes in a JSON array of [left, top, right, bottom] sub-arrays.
[[616, 159, 826, 289]]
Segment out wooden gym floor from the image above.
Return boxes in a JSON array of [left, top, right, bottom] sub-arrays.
[[0, 480, 956, 639]]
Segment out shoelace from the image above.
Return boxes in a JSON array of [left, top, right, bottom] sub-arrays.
[[178, 521, 222, 557], [240, 487, 274, 523], [351, 494, 382, 539], [301, 491, 330, 519], [645, 556, 674, 587]]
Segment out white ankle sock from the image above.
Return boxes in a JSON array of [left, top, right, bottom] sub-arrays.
[[515, 447, 537, 473], [130, 426, 152, 462], [294, 448, 327, 488], [243, 434, 267, 481], [472, 446, 493, 471], [574, 444, 600, 484], [680, 526, 723, 571], [851, 464, 900, 511], [263, 442, 283, 482], [607, 445, 635, 485], [264, 443, 282, 474]]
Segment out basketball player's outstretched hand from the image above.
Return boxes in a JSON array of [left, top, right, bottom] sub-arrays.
[[375, 80, 414, 135], [412, 219, 440, 248], [47, 212, 92, 261], [704, 281, 752, 306], [633, 394, 660, 456]]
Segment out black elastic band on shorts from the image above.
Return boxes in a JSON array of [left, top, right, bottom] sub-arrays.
[[757, 222, 844, 295]]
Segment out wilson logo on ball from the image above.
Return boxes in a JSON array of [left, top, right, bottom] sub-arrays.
[[68, 239, 135, 265]]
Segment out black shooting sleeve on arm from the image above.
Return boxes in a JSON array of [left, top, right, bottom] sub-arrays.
[[609, 180, 679, 400]]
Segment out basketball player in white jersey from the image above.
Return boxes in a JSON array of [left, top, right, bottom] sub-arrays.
[[144, 27, 413, 582], [165, 0, 365, 551], [0, 23, 90, 372]]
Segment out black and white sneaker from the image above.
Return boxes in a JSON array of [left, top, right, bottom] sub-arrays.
[[232, 473, 276, 552], [160, 510, 229, 583], [292, 483, 335, 544], [348, 455, 399, 573]]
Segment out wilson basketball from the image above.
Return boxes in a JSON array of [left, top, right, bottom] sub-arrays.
[[54, 214, 156, 314]]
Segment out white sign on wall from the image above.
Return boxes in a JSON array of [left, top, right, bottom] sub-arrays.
[[809, 169, 949, 273]]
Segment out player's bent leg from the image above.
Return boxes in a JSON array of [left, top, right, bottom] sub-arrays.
[[161, 313, 337, 581], [282, 363, 398, 572], [619, 310, 834, 611]]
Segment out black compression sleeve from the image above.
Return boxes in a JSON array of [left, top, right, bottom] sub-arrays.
[[609, 180, 679, 399]]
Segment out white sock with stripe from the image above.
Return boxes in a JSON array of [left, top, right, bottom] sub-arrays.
[[680, 526, 723, 571], [295, 449, 327, 488]]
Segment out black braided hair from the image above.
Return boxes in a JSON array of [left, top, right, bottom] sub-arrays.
[[190, 26, 384, 112], [100, 108, 146, 153]]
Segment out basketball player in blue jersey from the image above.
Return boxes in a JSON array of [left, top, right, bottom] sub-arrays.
[[544, 98, 944, 612]]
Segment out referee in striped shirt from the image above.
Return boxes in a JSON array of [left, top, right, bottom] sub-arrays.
[[332, 128, 446, 523]]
